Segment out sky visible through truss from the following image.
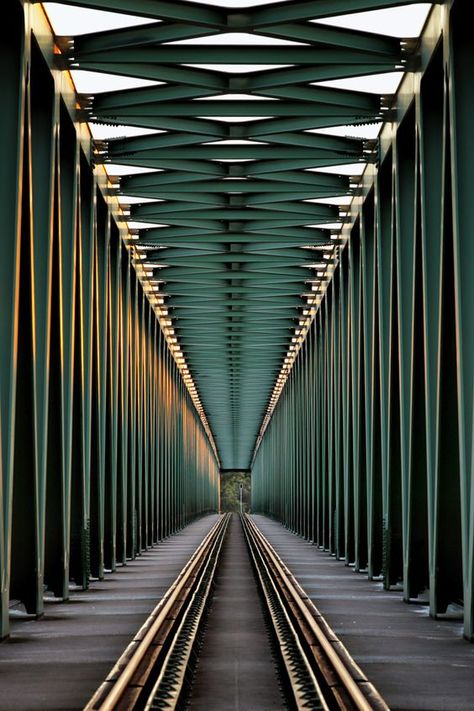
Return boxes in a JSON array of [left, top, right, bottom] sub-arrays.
[[43, 1, 432, 468]]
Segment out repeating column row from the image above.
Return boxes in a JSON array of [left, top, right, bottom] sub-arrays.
[[0, 3, 219, 640], [252, 1, 474, 640]]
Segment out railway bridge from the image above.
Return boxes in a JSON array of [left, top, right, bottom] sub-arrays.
[[0, 1, 473, 709]]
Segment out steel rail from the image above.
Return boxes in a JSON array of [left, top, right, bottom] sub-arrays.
[[143, 511, 229, 709], [242, 514, 389, 711], [241, 512, 329, 710], [84, 514, 230, 711]]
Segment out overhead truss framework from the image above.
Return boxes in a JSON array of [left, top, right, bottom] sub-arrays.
[[44, 0, 431, 469]]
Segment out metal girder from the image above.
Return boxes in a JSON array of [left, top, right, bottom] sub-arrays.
[[74, 45, 401, 65], [109, 145, 360, 160], [131, 201, 337, 219], [0, 0, 221, 639], [257, 21, 401, 54], [121, 172, 349, 193], [43, 0, 226, 24], [250, 0, 474, 648], [108, 129, 362, 155], [30, 0, 451, 493], [251, 0, 440, 24], [74, 23, 219, 53], [94, 100, 377, 119]]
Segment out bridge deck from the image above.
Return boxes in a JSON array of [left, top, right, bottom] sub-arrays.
[[252, 515, 474, 711], [0, 515, 219, 711]]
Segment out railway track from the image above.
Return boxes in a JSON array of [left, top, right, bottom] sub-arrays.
[[241, 515, 389, 711], [84, 514, 231, 711], [85, 514, 389, 711]]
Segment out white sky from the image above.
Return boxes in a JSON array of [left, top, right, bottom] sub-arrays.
[[71, 70, 161, 94], [42, 3, 156, 34], [309, 124, 383, 140], [181, 0, 293, 5], [305, 196, 353, 206], [167, 33, 305, 46], [44, 3, 432, 38], [313, 4, 432, 38], [307, 163, 367, 176], [89, 124, 163, 140], [118, 195, 159, 204], [128, 221, 167, 229], [105, 164, 161, 176], [193, 94, 276, 101], [308, 222, 343, 230], [183, 64, 293, 73], [314, 72, 404, 95]]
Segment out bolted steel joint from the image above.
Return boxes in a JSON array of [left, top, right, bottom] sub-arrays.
[[226, 13, 250, 29]]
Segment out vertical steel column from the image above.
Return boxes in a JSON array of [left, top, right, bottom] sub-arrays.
[[0, 5, 220, 639], [361, 190, 383, 579], [333, 264, 344, 560], [90, 192, 108, 579], [446, 2, 474, 640], [251, 0, 474, 640], [325, 283, 335, 553], [69, 151, 94, 589], [0, 0, 26, 637], [117, 243, 130, 564], [10, 21, 36, 614], [349, 220, 367, 572], [128, 268, 138, 558], [31, 38, 56, 616]]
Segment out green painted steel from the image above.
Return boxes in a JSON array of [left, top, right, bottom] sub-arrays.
[[46, 0, 414, 469], [2, 0, 474, 646], [0, 3, 219, 640], [252, 0, 474, 641]]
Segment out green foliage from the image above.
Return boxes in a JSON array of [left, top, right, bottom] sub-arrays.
[[220, 471, 251, 513]]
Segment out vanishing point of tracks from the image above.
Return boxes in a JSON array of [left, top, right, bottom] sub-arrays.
[[85, 514, 389, 711]]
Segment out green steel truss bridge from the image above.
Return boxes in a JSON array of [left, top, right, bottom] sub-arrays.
[[1, 0, 474, 649]]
